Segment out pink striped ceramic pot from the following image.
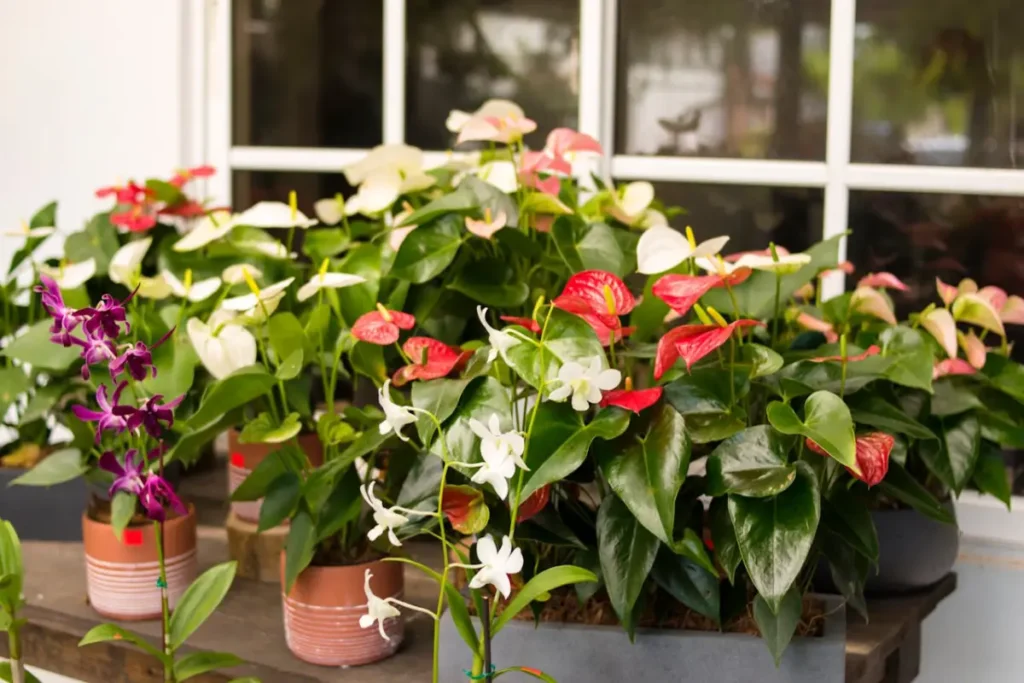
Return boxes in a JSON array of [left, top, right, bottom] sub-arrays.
[[281, 556, 404, 666], [82, 506, 197, 621], [227, 430, 323, 524]]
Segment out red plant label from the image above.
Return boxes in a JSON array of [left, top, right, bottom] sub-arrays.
[[230, 452, 245, 468], [123, 529, 144, 546]]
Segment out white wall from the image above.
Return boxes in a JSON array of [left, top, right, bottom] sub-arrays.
[[0, 0, 187, 271]]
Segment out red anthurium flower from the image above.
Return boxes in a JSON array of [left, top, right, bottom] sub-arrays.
[[933, 358, 977, 379], [654, 320, 761, 378], [515, 485, 550, 523], [111, 206, 157, 232], [392, 337, 469, 386], [553, 270, 635, 330], [592, 322, 636, 347], [809, 344, 881, 363], [807, 432, 894, 487], [441, 485, 489, 534], [652, 274, 729, 316], [857, 272, 908, 292], [352, 305, 416, 345], [600, 380, 663, 413], [159, 199, 208, 218], [169, 165, 216, 188], [96, 181, 153, 204], [500, 315, 541, 334]]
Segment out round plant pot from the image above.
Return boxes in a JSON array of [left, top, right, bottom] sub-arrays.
[[227, 431, 323, 524], [281, 556, 404, 667], [867, 501, 960, 594], [82, 506, 198, 621]]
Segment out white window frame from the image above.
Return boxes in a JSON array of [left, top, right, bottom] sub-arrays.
[[197, 0, 1023, 533]]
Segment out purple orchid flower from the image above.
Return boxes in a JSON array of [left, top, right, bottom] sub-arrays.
[[73, 382, 132, 441], [79, 290, 134, 340], [129, 393, 184, 439], [68, 329, 118, 379], [35, 274, 82, 346], [109, 328, 173, 382], [140, 475, 187, 522], [99, 446, 186, 522], [98, 449, 146, 497]]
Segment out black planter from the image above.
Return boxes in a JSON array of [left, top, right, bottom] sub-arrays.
[[0, 467, 88, 541], [867, 501, 960, 594]]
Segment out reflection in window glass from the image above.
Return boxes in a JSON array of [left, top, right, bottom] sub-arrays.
[[232, 171, 354, 216], [232, 1, 383, 148], [648, 183, 822, 253], [852, 1, 1024, 167], [616, 0, 830, 160], [405, 0, 579, 150]]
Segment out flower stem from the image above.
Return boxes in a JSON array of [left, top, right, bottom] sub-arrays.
[[317, 290, 331, 414], [154, 520, 174, 683], [771, 272, 782, 347], [7, 624, 24, 683], [431, 460, 453, 683]]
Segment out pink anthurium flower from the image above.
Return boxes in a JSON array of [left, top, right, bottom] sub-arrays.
[[957, 278, 978, 295], [933, 358, 977, 379], [959, 330, 987, 369], [96, 181, 153, 204], [818, 260, 855, 279], [654, 320, 761, 378], [794, 283, 815, 300], [807, 432, 894, 487], [169, 165, 216, 188], [850, 286, 897, 325], [599, 379, 662, 413], [857, 272, 908, 292], [1002, 295, 1024, 325], [794, 312, 838, 343], [456, 114, 537, 146], [553, 270, 636, 331], [920, 307, 958, 359], [465, 209, 507, 239], [952, 293, 1005, 336], [543, 128, 603, 158], [392, 337, 470, 386], [652, 274, 731, 317], [809, 345, 881, 363], [352, 305, 416, 345], [936, 277, 958, 306]]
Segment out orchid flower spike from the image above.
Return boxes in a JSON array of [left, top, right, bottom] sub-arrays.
[[359, 569, 437, 641], [359, 482, 433, 547]]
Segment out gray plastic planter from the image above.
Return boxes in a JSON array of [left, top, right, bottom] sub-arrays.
[[868, 502, 959, 593], [439, 595, 845, 683], [0, 467, 87, 541]]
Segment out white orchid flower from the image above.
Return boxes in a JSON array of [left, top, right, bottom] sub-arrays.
[[636, 226, 730, 274], [359, 569, 436, 641], [186, 313, 257, 380], [359, 482, 432, 547], [446, 99, 525, 133], [343, 144, 436, 194], [547, 357, 621, 412], [108, 237, 152, 286], [4, 221, 55, 239], [222, 264, 263, 285], [235, 200, 317, 229], [162, 269, 222, 303], [468, 414, 527, 500], [172, 210, 235, 252], [467, 535, 524, 600], [608, 182, 667, 229], [476, 306, 520, 362], [377, 380, 418, 441], [40, 259, 96, 289], [296, 261, 366, 302]]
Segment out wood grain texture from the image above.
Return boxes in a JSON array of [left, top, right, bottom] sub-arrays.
[[225, 513, 287, 583]]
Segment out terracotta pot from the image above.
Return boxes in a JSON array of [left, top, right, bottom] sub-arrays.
[[227, 431, 323, 524], [82, 506, 198, 621], [281, 556, 404, 666]]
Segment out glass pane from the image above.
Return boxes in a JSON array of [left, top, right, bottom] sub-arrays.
[[846, 191, 1024, 359], [649, 183, 823, 253], [852, 1, 1024, 167], [616, 0, 830, 160], [405, 0, 580, 150], [232, 1, 383, 147], [232, 171, 354, 215]]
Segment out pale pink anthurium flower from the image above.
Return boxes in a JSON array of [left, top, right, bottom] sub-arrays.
[[920, 307, 957, 359], [465, 209, 507, 240]]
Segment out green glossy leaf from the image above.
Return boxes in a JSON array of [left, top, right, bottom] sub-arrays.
[[556, 222, 631, 277], [675, 527, 718, 576], [238, 412, 302, 445], [706, 425, 796, 498], [919, 412, 980, 493], [398, 188, 476, 226], [973, 441, 1011, 509], [258, 473, 302, 532], [78, 623, 167, 663], [687, 411, 746, 444], [0, 661, 43, 683], [877, 461, 954, 524], [169, 561, 238, 649], [822, 484, 878, 561], [146, 178, 183, 204], [819, 531, 869, 621], [599, 404, 690, 545], [110, 491, 137, 540], [315, 468, 362, 542], [390, 216, 464, 283], [1, 319, 79, 371], [187, 366, 277, 429], [651, 548, 720, 623], [173, 652, 244, 681], [978, 412, 1024, 449], [492, 565, 598, 636], [709, 497, 741, 584], [302, 228, 349, 262], [728, 461, 819, 613], [931, 379, 982, 417], [284, 508, 316, 593], [521, 404, 630, 500], [767, 391, 857, 471], [663, 368, 747, 416], [0, 520, 23, 610], [0, 369, 31, 419], [444, 583, 478, 654], [504, 308, 606, 390], [741, 344, 784, 378], [275, 348, 304, 380], [167, 410, 240, 466], [448, 257, 530, 307], [753, 587, 802, 665], [596, 495, 659, 638], [412, 378, 472, 443], [880, 326, 934, 392], [269, 312, 310, 361], [18, 385, 63, 425], [337, 243, 382, 326], [432, 377, 511, 465], [29, 200, 57, 229], [9, 449, 84, 487], [982, 355, 1024, 403], [231, 446, 306, 501], [63, 212, 120, 273], [846, 393, 936, 440], [143, 334, 198, 399]]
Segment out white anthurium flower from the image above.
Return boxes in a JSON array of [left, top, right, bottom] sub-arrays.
[[172, 210, 235, 252], [446, 99, 525, 133], [235, 201, 318, 229], [468, 535, 524, 600], [734, 252, 812, 274], [108, 237, 152, 285], [476, 306, 520, 363], [377, 380, 418, 441], [313, 197, 344, 225], [608, 181, 667, 229], [343, 144, 436, 194], [243, 238, 290, 260], [359, 569, 436, 641], [186, 315, 257, 380], [296, 263, 366, 302], [695, 255, 744, 277], [359, 482, 433, 547], [636, 226, 730, 275], [39, 259, 96, 289], [4, 221, 55, 239], [221, 277, 295, 312], [162, 269, 222, 303], [476, 160, 519, 194], [137, 274, 172, 300], [468, 414, 527, 500], [387, 202, 418, 251], [222, 264, 263, 285], [345, 171, 404, 217], [547, 357, 622, 412]]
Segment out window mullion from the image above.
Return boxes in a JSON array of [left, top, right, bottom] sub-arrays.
[[382, 0, 406, 144], [207, 0, 233, 206]]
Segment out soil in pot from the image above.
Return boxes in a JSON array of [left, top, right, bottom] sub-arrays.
[[227, 430, 323, 524], [281, 553, 405, 667], [82, 498, 198, 621]]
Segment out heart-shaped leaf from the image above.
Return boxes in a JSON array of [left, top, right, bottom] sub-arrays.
[[390, 215, 464, 283], [846, 393, 936, 440], [767, 391, 857, 472], [706, 425, 796, 498], [753, 587, 802, 665], [651, 547, 720, 623], [596, 495, 659, 638], [238, 412, 302, 445]]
